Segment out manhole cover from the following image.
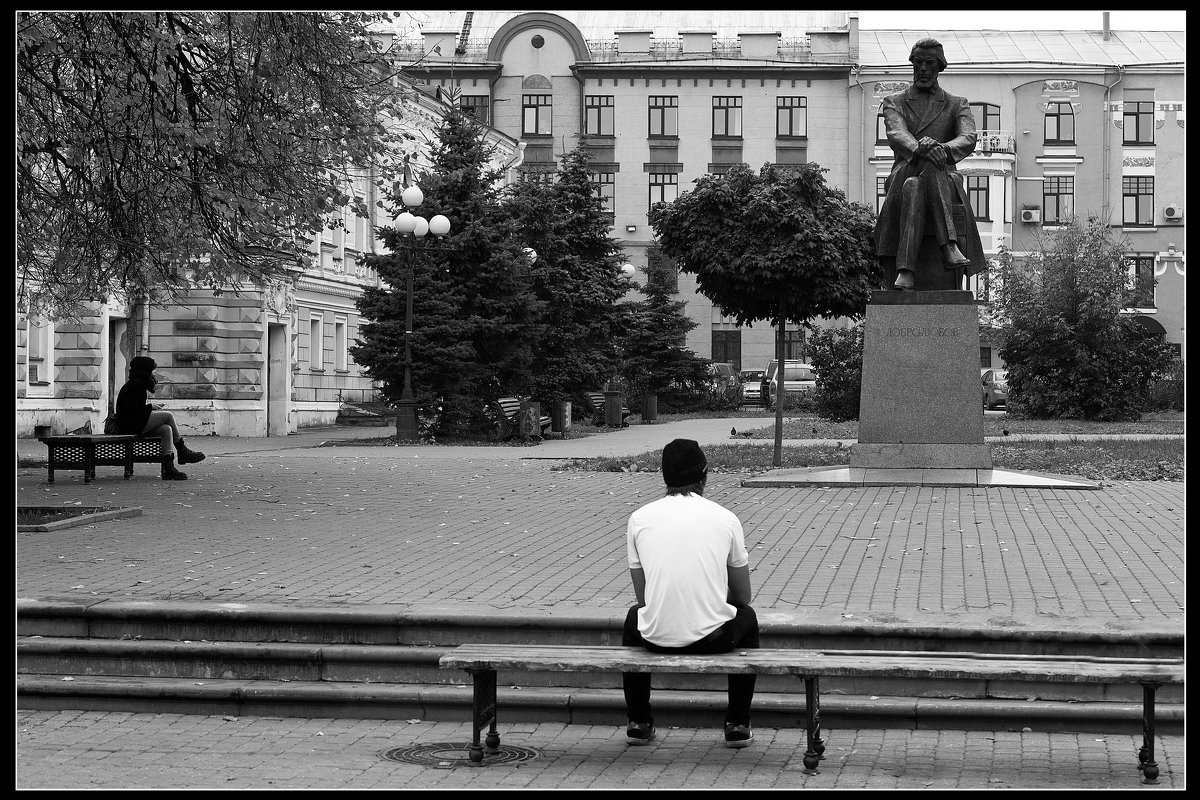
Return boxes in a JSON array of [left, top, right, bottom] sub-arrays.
[[381, 742, 539, 768]]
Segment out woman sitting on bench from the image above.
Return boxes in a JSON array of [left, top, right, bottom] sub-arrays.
[[114, 356, 205, 481]]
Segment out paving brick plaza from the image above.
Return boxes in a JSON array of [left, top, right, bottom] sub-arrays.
[[16, 419, 1186, 789]]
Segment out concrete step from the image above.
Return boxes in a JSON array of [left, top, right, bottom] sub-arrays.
[[16, 674, 1182, 735], [18, 636, 1183, 707], [17, 597, 1184, 732], [17, 598, 1184, 658]]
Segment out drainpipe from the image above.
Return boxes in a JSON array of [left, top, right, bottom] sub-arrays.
[[850, 64, 867, 203], [1103, 65, 1124, 217], [139, 298, 150, 353]]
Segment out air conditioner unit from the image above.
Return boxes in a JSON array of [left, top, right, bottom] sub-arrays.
[[1020, 208, 1041, 223], [1164, 204, 1183, 221]]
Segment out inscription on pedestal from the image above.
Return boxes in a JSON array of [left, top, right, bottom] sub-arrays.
[[853, 293, 991, 470]]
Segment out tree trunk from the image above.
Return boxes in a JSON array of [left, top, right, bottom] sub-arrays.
[[774, 296, 786, 468]]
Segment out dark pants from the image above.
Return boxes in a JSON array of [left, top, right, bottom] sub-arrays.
[[897, 160, 961, 272], [622, 603, 760, 727]]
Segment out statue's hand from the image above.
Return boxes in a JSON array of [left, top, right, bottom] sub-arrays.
[[921, 139, 948, 167]]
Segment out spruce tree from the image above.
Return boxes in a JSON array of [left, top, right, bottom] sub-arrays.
[[502, 145, 630, 404], [353, 109, 539, 437]]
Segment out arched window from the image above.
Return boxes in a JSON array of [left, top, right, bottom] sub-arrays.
[[1044, 102, 1075, 145]]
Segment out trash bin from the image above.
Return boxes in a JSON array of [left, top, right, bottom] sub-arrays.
[[551, 400, 572, 436], [640, 393, 658, 423], [604, 391, 623, 427]]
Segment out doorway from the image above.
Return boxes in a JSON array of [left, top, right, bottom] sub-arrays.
[[267, 323, 289, 436], [108, 318, 129, 415]]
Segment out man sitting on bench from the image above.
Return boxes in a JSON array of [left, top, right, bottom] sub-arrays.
[[115, 356, 206, 481], [622, 438, 760, 749]]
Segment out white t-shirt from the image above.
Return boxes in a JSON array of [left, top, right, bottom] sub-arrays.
[[626, 493, 750, 648]]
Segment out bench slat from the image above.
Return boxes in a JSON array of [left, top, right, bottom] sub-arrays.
[[439, 644, 1184, 685]]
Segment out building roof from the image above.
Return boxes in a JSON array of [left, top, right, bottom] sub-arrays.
[[401, 10, 850, 43], [857, 29, 1185, 67]]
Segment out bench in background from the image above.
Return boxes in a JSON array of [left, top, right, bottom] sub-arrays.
[[39, 435, 138, 484], [439, 643, 1183, 783], [485, 397, 551, 442], [38, 434, 169, 483], [583, 391, 631, 427]]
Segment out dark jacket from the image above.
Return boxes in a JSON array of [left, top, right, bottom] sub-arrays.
[[873, 85, 987, 277], [114, 374, 155, 435]]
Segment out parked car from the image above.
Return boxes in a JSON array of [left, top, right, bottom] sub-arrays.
[[707, 362, 742, 402], [981, 368, 1008, 410], [739, 369, 765, 404], [764, 360, 818, 409]]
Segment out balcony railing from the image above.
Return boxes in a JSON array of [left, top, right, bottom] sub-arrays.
[[396, 35, 818, 62], [586, 37, 812, 61], [975, 130, 1014, 154]]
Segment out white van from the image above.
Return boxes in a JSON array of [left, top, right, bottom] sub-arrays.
[[765, 360, 817, 409]]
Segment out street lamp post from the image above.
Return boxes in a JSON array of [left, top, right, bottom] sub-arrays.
[[391, 185, 451, 442]]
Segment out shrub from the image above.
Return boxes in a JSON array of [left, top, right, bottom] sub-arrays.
[[1144, 358, 1185, 412], [805, 324, 864, 422]]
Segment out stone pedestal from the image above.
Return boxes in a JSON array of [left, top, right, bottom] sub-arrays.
[[851, 290, 991, 469]]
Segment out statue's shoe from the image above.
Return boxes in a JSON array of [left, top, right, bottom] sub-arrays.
[[943, 244, 971, 267], [893, 269, 915, 290]]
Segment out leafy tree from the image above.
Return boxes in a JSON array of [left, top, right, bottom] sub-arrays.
[[995, 216, 1174, 421], [649, 162, 880, 464], [18, 11, 405, 318], [501, 145, 631, 404], [353, 109, 540, 438], [806, 324, 865, 422]]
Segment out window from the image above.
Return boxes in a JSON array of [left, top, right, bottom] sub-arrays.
[[647, 247, 678, 293], [590, 171, 615, 213], [970, 103, 1001, 133], [334, 318, 347, 371], [776, 96, 807, 137], [460, 95, 490, 125], [783, 329, 805, 360], [966, 176, 990, 221], [1044, 102, 1075, 144], [648, 96, 678, 137], [1123, 101, 1154, 145], [25, 315, 53, 392], [309, 315, 323, 370], [1127, 256, 1156, 308], [876, 176, 888, 214], [649, 173, 678, 210], [876, 113, 888, 144], [522, 94, 552, 135], [1122, 176, 1154, 227], [1042, 176, 1074, 224], [712, 330, 742, 371], [584, 95, 614, 136], [979, 347, 992, 369], [712, 97, 742, 137]]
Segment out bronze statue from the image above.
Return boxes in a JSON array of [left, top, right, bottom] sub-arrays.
[[873, 38, 986, 291]]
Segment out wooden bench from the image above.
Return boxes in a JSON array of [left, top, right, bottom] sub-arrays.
[[439, 643, 1184, 783], [583, 391, 631, 426], [484, 397, 551, 442]]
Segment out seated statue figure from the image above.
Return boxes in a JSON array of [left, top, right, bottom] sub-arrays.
[[873, 38, 986, 291]]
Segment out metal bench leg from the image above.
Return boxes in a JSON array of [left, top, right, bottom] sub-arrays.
[[467, 668, 499, 766], [84, 445, 95, 483], [803, 676, 825, 773], [1139, 683, 1160, 784]]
